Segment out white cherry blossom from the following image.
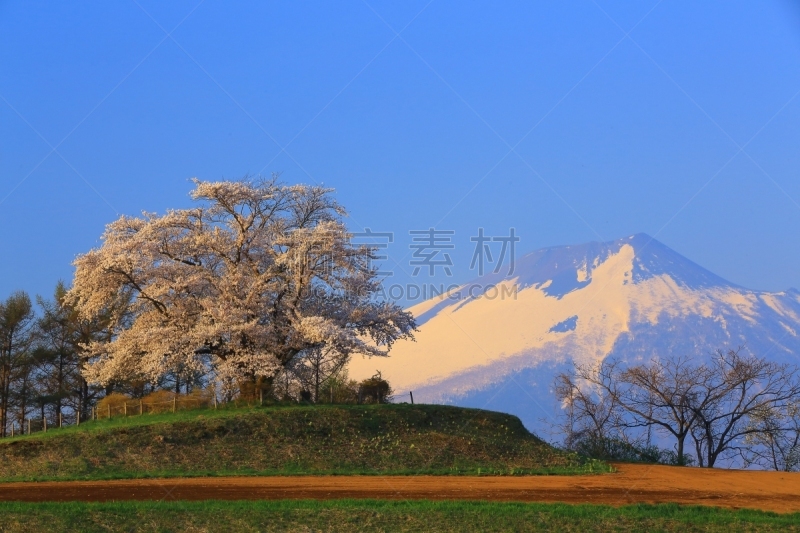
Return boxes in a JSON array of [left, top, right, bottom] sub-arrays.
[[67, 176, 415, 387]]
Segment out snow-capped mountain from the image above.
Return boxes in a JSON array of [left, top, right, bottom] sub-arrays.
[[348, 234, 800, 433]]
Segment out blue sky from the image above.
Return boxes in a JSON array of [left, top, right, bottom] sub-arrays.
[[2, 0, 800, 303]]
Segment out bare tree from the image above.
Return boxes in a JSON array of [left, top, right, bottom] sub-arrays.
[[560, 357, 700, 465], [688, 348, 800, 468], [556, 348, 800, 469], [743, 401, 800, 472], [616, 356, 703, 466], [288, 346, 349, 403], [554, 362, 628, 457]]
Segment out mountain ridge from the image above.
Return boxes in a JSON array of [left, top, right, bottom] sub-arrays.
[[348, 234, 800, 431]]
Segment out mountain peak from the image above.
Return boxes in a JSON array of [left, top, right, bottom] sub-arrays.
[[626, 232, 655, 241], [472, 233, 735, 299], [349, 234, 800, 434]]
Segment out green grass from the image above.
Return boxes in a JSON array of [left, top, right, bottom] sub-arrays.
[[0, 500, 796, 532], [0, 404, 606, 481]]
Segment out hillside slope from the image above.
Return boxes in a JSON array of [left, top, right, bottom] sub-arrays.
[[0, 405, 601, 481]]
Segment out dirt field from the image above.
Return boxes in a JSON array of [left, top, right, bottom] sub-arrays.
[[1, 463, 798, 513]]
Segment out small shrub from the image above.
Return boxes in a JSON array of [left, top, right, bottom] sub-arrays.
[[358, 372, 392, 404], [95, 389, 214, 417], [140, 389, 213, 414], [95, 393, 133, 418], [570, 434, 695, 465]]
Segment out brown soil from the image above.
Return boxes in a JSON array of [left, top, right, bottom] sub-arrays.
[[1, 463, 799, 513]]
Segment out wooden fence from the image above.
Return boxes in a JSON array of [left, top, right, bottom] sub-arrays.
[[3, 389, 416, 437]]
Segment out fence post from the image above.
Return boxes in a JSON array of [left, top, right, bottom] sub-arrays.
[[172, 396, 176, 413], [43, 417, 47, 433], [124, 402, 127, 417], [27, 419, 30, 435], [107, 404, 111, 419], [214, 394, 217, 410], [10, 424, 13, 437], [77, 411, 80, 426], [59, 412, 62, 428], [140, 400, 143, 416], [409, 391, 414, 405]]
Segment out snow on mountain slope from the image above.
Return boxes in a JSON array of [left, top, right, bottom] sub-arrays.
[[348, 234, 800, 431]]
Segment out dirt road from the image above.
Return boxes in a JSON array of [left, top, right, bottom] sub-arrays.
[[1, 464, 798, 513]]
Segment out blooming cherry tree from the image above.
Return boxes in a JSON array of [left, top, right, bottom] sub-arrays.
[[66, 177, 415, 389]]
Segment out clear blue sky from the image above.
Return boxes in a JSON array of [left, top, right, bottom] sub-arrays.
[[2, 0, 800, 303]]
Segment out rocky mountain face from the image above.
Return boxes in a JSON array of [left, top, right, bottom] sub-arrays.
[[348, 234, 800, 434]]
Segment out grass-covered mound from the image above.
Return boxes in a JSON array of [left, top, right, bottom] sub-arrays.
[[1, 501, 797, 533], [0, 404, 604, 481]]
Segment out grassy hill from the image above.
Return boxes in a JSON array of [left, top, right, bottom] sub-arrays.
[[0, 404, 605, 481]]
